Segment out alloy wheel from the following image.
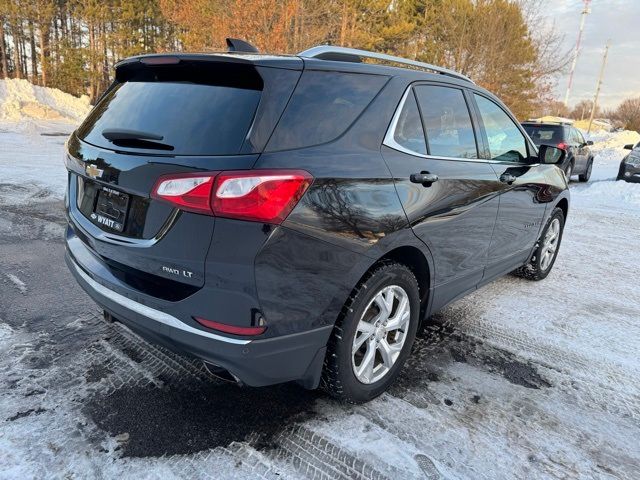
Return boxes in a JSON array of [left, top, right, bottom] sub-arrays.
[[540, 218, 561, 271], [351, 285, 411, 384]]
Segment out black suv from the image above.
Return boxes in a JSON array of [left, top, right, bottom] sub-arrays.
[[618, 142, 640, 183], [65, 43, 569, 403], [521, 121, 594, 182]]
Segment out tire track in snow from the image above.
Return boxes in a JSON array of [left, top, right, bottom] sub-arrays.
[[5, 273, 27, 294]]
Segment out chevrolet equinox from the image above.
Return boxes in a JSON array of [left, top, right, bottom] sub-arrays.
[[64, 41, 569, 403]]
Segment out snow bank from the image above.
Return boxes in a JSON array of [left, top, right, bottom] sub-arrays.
[[0, 79, 91, 123]]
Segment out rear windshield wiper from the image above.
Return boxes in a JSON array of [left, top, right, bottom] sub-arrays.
[[102, 128, 164, 141], [102, 129, 174, 151]]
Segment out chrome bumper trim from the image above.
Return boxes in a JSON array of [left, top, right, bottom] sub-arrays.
[[71, 261, 251, 345]]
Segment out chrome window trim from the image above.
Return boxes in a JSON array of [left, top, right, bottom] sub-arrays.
[[71, 260, 252, 345], [382, 86, 539, 168], [382, 87, 425, 157]]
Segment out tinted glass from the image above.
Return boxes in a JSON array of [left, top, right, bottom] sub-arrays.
[[78, 80, 261, 156], [392, 91, 427, 155], [522, 124, 564, 145], [267, 71, 387, 151], [475, 95, 528, 162], [414, 85, 477, 159]]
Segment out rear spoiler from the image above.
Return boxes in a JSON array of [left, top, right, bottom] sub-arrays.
[[114, 52, 302, 75]]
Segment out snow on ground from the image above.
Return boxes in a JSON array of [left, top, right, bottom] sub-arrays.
[[570, 128, 640, 211], [0, 85, 639, 479]]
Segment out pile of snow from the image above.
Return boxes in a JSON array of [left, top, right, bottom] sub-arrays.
[[0, 79, 91, 123], [573, 118, 617, 133]]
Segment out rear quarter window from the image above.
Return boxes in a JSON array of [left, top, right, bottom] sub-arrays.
[[266, 71, 388, 151]]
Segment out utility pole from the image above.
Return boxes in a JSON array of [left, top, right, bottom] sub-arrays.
[[587, 41, 611, 134], [564, 0, 591, 107]]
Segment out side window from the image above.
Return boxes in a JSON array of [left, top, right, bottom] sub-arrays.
[[474, 94, 528, 163], [414, 85, 478, 159], [266, 71, 388, 151], [574, 128, 585, 145], [390, 90, 427, 155]]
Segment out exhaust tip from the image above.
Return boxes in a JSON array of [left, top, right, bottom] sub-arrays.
[[203, 361, 242, 385]]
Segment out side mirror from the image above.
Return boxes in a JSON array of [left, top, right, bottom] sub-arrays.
[[539, 144, 566, 165], [624, 144, 634, 150], [586, 140, 594, 146]]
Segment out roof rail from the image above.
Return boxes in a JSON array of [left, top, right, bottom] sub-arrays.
[[298, 45, 473, 83]]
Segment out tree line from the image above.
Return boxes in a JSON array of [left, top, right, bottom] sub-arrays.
[[1, 0, 568, 119], [540, 97, 640, 133]]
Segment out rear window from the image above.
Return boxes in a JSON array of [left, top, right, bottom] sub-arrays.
[[266, 71, 387, 151], [522, 124, 564, 145], [77, 64, 262, 156]]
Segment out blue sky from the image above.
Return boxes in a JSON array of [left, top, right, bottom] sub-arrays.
[[543, 0, 639, 109]]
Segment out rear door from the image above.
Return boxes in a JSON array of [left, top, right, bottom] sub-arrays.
[[571, 127, 589, 173], [382, 83, 502, 311], [471, 93, 549, 277]]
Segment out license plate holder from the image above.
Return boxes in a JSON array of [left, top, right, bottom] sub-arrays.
[[91, 187, 130, 232]]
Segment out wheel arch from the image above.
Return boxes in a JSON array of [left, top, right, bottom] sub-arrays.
[[556, 197, 569, 221], [344, 243, 433, 326]]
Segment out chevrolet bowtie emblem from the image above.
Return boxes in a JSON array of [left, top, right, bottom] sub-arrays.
[[85, 164, 104, 179]]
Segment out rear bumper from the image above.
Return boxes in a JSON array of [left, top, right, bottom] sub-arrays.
[[65, 227, 332, 388]]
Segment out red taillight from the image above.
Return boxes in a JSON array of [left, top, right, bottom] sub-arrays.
[[151, 172, 217, 215], [211, 170, 312, 223], [556, 142, 568, 151], [194, 317, 266, 336], [152, 169, 313, 224]]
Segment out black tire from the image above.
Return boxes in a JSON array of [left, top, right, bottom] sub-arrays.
[[321, 261, 420, 403], [579, 158, 593, 182], [513, 207, 565, 281], [565, 161, 574, 182]]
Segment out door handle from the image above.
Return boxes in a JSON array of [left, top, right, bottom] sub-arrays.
[[500, 173, 517, 184], [410, 172, 439, 184]]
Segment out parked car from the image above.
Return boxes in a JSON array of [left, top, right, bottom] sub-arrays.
[[521, 121, 594, 182], [64, 41, 569, 403], [618, 142, 640, 183]]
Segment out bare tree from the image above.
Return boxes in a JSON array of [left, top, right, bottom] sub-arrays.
[[613, 97, 640, 132]]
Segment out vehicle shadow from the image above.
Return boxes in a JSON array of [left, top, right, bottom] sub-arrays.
[[85, 373, 320, 458]]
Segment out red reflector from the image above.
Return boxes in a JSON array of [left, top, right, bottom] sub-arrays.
[[151, 172, 217, 215], [211, 170, 313, 224], [194, 317, 266, 336], [140, 56, 180, 65]]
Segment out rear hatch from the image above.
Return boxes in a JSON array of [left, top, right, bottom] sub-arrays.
[[66, 55, 302, 297]]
